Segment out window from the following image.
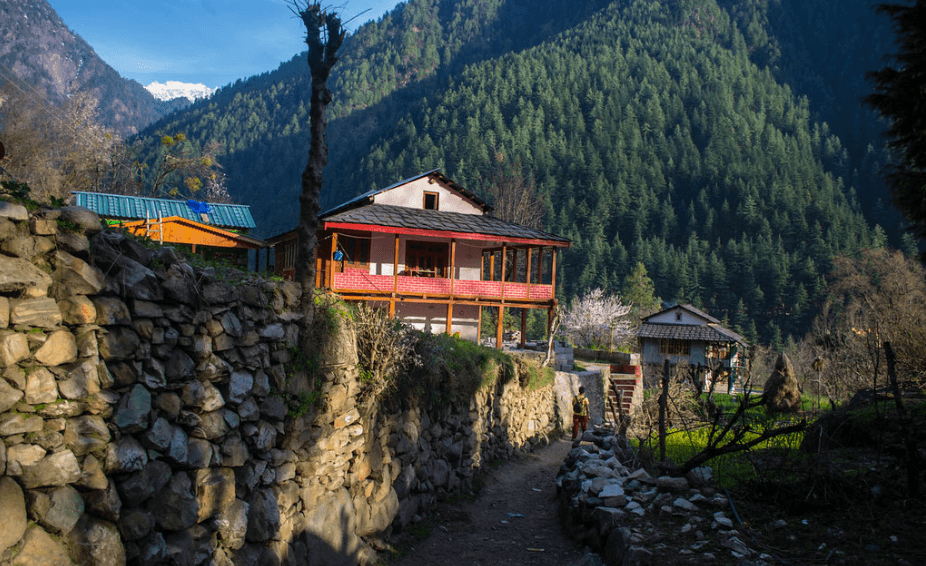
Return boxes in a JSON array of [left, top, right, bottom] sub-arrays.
[[338, 235, 370, 265], [423, 191, 439, 210], [675, 312, 683, 321], [659, 339, 690, 356], [405, 240, 448, 277]]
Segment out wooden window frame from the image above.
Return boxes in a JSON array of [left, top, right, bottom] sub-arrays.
[[423, 191, 439, 210], [659, 338, 690, 356]]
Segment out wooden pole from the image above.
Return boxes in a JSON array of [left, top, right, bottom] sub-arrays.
[[390, 234, 399, 319], [520, 308, 527, 349], [447, 239, 456, 334], [496, 305, 504, 350]]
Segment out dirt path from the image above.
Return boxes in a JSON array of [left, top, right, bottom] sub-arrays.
[[390, 438, 589, 566]]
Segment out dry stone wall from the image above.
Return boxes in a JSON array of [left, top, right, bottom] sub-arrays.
[[0, 201, 561, 566]]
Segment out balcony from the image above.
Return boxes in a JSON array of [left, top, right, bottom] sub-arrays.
[[331, 269, 554, 306]]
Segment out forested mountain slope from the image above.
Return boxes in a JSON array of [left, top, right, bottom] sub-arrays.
[[0, 0, 186, 135], [138, 0, 900, 346]]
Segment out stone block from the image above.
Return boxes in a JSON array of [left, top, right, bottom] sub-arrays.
[[20, 450, 82, 488], [195, 467, 236, 522], [10, 298, 62, 328], [0, 412, 44, 436], [12, 524, 71, 566], [0, 255, 53, 298], [0, 331, 30, 367], [0, 477, 27, 552], [67, 515, 126, 566], [58, 296, 97, 325], [34, 330, 78, 366], [0, 374, 25, 410]]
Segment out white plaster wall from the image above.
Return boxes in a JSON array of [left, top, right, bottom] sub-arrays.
[[647, 308, 709, 325], [397, 302, 480, 341], [372, 177, 483, 215]]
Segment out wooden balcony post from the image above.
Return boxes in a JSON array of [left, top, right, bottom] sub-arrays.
[[447, 239, 456, 335], [500, 244, 507, 298], [327, 233, 338, 289], [489, 252, 495, 281], [526, 248, 533, 297], [520, 308, 527, 349], [496, 305, 504, 350], [551, 247, 558, 297], [390, 234, 399, 319]]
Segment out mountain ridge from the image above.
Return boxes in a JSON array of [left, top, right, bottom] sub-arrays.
[[0, 0, 187, 135]]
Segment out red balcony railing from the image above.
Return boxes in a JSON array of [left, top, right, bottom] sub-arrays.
[[331, 269, 554, 302]]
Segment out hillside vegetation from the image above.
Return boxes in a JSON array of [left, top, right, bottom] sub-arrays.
[[136, 0, 904, 346]]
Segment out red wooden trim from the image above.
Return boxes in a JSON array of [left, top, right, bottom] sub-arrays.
[[322, 222, 570, 247]]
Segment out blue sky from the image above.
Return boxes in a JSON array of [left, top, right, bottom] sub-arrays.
[[48, 0, 405, 88]]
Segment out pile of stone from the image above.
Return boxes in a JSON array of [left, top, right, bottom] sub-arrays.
[[556, 428, 775, 565]]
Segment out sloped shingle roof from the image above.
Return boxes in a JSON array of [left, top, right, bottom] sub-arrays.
[[73, 192, 257, 229], [637, 322, 746, 345], [321, 203, 570, 245]]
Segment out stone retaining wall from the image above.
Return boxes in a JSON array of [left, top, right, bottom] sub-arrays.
[[0, 202, 561, 566]]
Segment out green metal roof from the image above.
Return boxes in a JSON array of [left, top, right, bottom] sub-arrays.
[[72, 192, 257, 229]]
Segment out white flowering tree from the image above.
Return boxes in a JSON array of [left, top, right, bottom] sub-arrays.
[[561, 288, 633, 350]]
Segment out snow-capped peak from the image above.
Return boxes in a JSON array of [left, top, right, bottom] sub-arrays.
[[145, 81, 216, 102]]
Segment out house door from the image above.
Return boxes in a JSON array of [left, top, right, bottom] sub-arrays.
[[406, 241, 449, 277]]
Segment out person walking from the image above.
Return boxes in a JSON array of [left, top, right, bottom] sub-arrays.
[[571, 386, 590, 440]]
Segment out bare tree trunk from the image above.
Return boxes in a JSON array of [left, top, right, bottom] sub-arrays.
[[884, 342, 920, 498], [659, 359, 669, 463], [293, 2, 346, 330]]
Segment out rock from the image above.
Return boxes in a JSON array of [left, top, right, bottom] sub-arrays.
[[55, 230, 90, 257], [40, 486, 84, 535], [114, 384, 151, 433], [104, 436, 148, 473], [52, 251, 105, 299], [673, 497, 700, 513], [187, 438, 213, 469], [195, 467, 236, 522], [164, 425, 189, 466], [90, 235, 161, 301], [12, 525, 72, 566], [59, 206, 103, 235], [63, 415, 111, 457], [149, 471, 197, 531], [24, 367, 57, 405], [33, 330, 78, 366], [165, 348, 195, 381], [136, 532, 168, 566], [67, 515, 126, 566], [9, 298, 62, 328], [58, 296, 97, 325], [20, 450, 82, 488], [76, 455, 111, 491], [0, 255, 53, 298], [117, 460, 172, 503], [93, 297, 133, 326], [7, 444, 47, 475], [0, 477, 28, 552], [245, 488, 280, 542], [119, 508, 155, 541], [656, 475, 690, 492], [0, 296, 8, 329], [98, 326, 141, 361], [215, 499, 249, 550], [57, 359, 101, 400], [304, 489, 364, 566], [0, 373, 26, 409], [0, 331, 31, 367], [0, 412, 44, 436], [227, 370, 253, 405], [0, 201, 28, 221], [687, 466, 713, 487]]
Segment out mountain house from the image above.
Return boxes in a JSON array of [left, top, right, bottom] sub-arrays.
[[72, 191, 265, 268], [268, 171, 571, 346], [636, 304, 747, 391]]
